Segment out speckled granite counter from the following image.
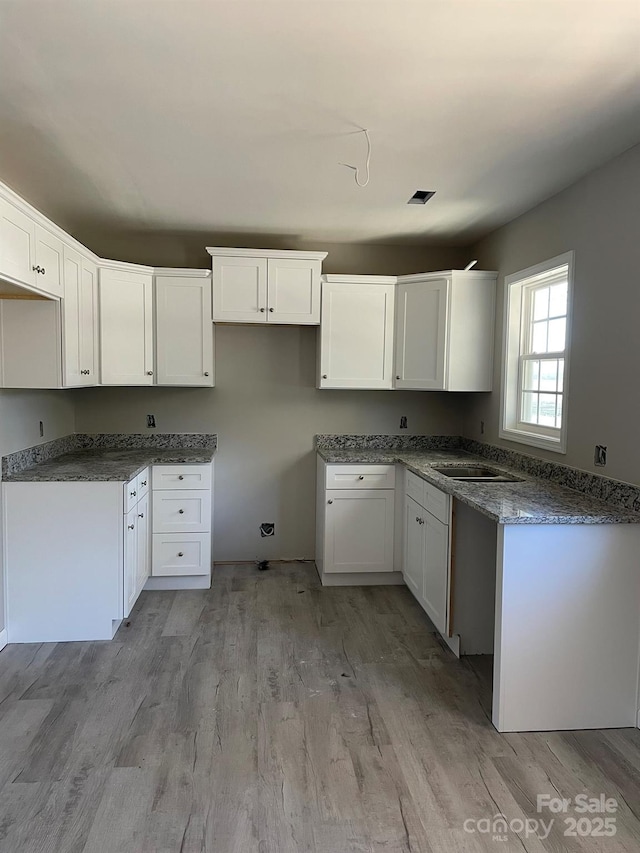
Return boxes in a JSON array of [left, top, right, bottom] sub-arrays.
[[2, 434, 217, 483], [317, 446, 640, 525]]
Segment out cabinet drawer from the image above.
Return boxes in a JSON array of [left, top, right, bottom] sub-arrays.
[[152, 464, 212, 491], [405, 471, 427, 507], [152, 489, 211, 533], [124, 476, 140, 514], [152, 533, 211, 576], [136, 468, 150, 501], [325, 464, 395, 490], [425, 482, 450, 525]]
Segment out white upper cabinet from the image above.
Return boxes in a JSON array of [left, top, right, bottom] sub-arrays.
[[62, 246, 98, 386], [0, 198, 37, 288], [34, 224, 64, 298], [155, 273, 214, 386], [0, 299, 62, 388], [99, 266, 154, 385], [208, 248, 326, 324], [394, 270, 497, 392], [318, 275, 396, 389]]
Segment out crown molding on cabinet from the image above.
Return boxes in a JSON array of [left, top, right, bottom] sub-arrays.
[[397, 269, 498, 284], [322, 274, 397, 285], [153, 267, 211, 278], [206, 247, 328, 261]]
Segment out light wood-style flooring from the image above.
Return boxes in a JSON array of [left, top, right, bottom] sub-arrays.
[[0, 562, 639, 852]]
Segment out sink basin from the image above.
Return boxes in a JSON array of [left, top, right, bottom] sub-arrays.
[[431, 466, 523, 483]]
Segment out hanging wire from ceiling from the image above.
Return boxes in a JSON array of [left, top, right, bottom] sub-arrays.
[[340, 128, 371, 187]]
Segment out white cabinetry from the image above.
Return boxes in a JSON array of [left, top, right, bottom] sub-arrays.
[[155, 272, 214, 386], [0, 299, 62, 388], [316, 460, 397, 583], [34, 224, 64, 298], [151, 464, 212, 578], [123, 468, 150, 616], [318, 275, 396, 389], [402, 471, 451, 637], [0, 198, 63, 298], [208, 248, 326, 324], [62, 246, 98, 386], [99, 266, 154, 385], [395, 270, 496, 391]]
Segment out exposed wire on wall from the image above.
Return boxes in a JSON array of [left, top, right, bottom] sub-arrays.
[[340, 128, 371, 187]]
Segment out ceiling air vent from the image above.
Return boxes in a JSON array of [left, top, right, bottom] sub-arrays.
[[408, 190, 436, 205]]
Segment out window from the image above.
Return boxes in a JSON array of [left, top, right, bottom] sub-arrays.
[[500, 252, 573, 453]]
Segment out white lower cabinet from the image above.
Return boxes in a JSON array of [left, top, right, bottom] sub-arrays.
[[402, 472, 451, 636], [151, 464, 213, 578], [123, 469, 151, 617]]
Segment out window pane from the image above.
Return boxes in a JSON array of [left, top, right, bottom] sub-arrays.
[[557, 359, 564, 392], [523, 359, 539, 391], [548, 318, 566, 352], [556, 394, 563, 428], [549, 282, 567, 317], [539, 359, 558, 392], [538, 394, 557, 427], [533, 287, 549, 321], [521, 392, 539, 424], [531, 321, 548, 353]]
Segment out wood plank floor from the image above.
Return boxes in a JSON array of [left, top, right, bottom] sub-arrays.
[[0, 562, 639, 852]]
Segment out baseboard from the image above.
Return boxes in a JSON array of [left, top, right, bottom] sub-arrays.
[[320, 571, 405, 587], [0, 628, 7, 652], [637, 707, 640, 729], [144, 576, 211, 591], [441, 631, 461, 658]]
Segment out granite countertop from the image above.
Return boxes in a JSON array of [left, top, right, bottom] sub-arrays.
[[3, 446, 216, 483], [317, 447, 640, 525]]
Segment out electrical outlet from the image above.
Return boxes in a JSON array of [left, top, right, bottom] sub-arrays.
[[39, 420, 44, 438], [594, 445, 607, 467], [260, 523, 275, 538], [146, 414, 156, 429], [399, 415, 408, 429]]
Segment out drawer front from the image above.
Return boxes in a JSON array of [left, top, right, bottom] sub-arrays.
[[152, 464, 212, 491], [136, 468, 150, 501], [325, 464, 396, 490], [152, 489, 212, 533], [152, 533, 211, 576], [124, 477, 139, 514], [405, 470, 426, 507], [425, 482, 450, 525]]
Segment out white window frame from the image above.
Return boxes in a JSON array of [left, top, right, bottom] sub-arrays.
[[500, 251, 574, 454]]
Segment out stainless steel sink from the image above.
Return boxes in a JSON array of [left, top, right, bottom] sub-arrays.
[[431, 466, 523, 483]]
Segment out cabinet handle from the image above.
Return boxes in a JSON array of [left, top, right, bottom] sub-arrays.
[[40, 267, 45, 275], [358, 475, 364, 480], [141, 480, 147, 486], [396, 375, 400, 380], [259, 308, 266, 312], [178, 552, 184, 557], [178, 475, 184, 480], [138, 512, 144, 518], [416, 516, 420, 523], [32, 265, 39, 272], [128, 523, 135, 530], [327, 499, 333, 504], [204, 372, 209, 377], [147, 370, 153, 376], [269, 307, 274, 312], [130, 490, 136, 497], [322, 374, 327, 379], [179, 509, 184, 514]]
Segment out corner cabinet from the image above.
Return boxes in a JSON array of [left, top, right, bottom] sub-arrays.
[[62, 246, 98, 386], [99, 266, 154, 385], [394, 270, 496, 391], [154, 271, 214, 386], [318, 275, 396, 389], [207, 248, 327, 325]]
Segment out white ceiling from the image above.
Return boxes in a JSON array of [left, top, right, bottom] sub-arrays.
[[1, 0, 639, 245]]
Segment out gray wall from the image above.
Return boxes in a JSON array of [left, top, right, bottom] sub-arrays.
[[464, 143, 640, 484], [75, 324, 468, 561]]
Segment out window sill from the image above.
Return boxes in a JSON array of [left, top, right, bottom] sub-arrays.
[[499, 426, 566, 455]]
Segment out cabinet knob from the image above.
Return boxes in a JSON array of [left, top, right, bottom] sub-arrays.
[[416, 516, 420, 523], [178, 552, 184, 557], [327, 499, 333, 504], [204, 372, 209, 377], [396, 375, 401, 380], [40, 267, 45, 275], [259, 308, 266, 312], [178, 475, 184, 480], [358, 475, 364, 480], [138, 512, 144, 518], [130, 490, 136, 497], [128, 523, 135, 530], [141, 480, 147, 486], [179, 509, 184, 514], [269, 307, 274, 313], [147, 370, 153, 376], [32, 265, 39, 272], [322, 374, 327, 379]]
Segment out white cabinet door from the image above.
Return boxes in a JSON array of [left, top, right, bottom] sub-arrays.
[[135, 492, 150, 598], [155, 276, 214, 385], [0, 198, 36, 287], [267, 258, 320, 324], [62, 247, 98, 386], [212, 255, 267, 322], [395, 278, 449, 390], [323, 489, 394, 573], [319, 282, 395, 388], [124, 507, 138, 617], [99, 268, 154, 385], [0, 299, 62, 388], [423, 513, 449, 635], [34, 225, 63, 298], [403, 495, 425, 600]]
